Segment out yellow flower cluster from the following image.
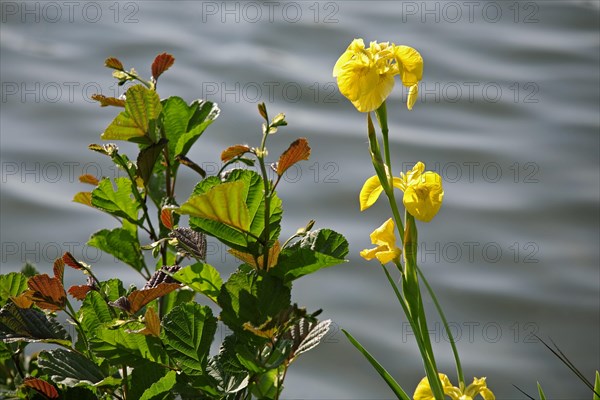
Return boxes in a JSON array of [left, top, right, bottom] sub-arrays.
[[413, 373, 495, 400], [333, 38, 423, 112], [359, 162, 444, 223]]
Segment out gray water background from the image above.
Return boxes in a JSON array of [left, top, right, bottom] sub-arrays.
[[1, 1, 599, 398]]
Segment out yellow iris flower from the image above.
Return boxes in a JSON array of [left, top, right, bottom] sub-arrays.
[[359, 162, 443, 222], [413, 373, 495, 400], [360, 218, 401, 264], [333, 38, 423, 112]]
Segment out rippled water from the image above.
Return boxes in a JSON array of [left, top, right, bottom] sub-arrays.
[[1, 1, 599, 398]]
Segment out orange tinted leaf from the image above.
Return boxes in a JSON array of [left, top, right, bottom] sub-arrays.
[[160, 208, 173, 230], [152, 53, 175, 80], [53, 258, 65, 282], [24, 377, 59, 399], [73, 192, 92, 207], [127, 283, 180, 314], [28, 274, 66, 311], [68, 285, 92, 301], [11, 291, 34, 308], [141, 306, 161, 337], [105, 57, 124, 70], [277, 138, 310, 176], [229, 240, 281, 271], [62, 252, 85, 270], [221, 145, 250, 162], [91, 94, 126, 107], [79, 174, 100, 185]]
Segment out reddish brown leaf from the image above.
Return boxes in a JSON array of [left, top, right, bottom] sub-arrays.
[[78, 174, 100, 185], [160, 208, 173, 230], [53, 258, 65, 282], [24, 377, 59, 399], [127, 283, 180, 314], [28, 274, 66, 311], [73, 192, 92, 207], [11, 291, 34, 309], [277, 138, 311, 176], [91, 94, 126, 107], [152, 53, 175, 80], [221, 145, 250, 162], [68, 285, 92, 301], [62, 252, 85, 270], [105, 57, 124, 70]]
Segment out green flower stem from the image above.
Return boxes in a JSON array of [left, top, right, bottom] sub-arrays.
[[382, 264, 445, 400], [258, 109, 272, 270], [416, 264, 465, 388], [372, 103, 405, 244], [64, 299, 91, 357]]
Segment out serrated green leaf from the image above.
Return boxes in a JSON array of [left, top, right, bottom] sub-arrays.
[[79, 291, 114, 334], [161, 289, 195, 317], [180, 180, 250, 232], [101, 85, 162, 141], [273, 229, 349, 282], [0, 303, 71, 345], [161, 303, 217, 376], [172, 263, 222, 303], [88, 227, 145, 272], [137, 139, 167, 186], [186, 170, 282, 253], [0, 272, 28, 306], [90, 326, 169, 367], [128, 362, 171, 400], [38, 348, 105, 387], [218, 272, 290, 334], [99, 279, 126, 302], [139, 370, 177, 400], [91, 178, 139, 223], [162, 98, 219, 164]]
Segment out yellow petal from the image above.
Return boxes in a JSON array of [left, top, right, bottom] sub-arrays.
[[403, 171, 444, 222], [359, 175, 384, 211], [333, 38, 365, 77], [395, 45, 424, 87], [407, 84, 419, 110], [370, 218, 396, 247], [360, 245, 385, 261]]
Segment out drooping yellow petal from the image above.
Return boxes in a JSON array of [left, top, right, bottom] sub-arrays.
[[395, 45, 424, 87], [403, 171, 444, 222], [360, 218, 401, 264], [407, 84, 419, 110], [359, 175, 384, 211], [414, 373, 456, 400], [464, 377, 495, 400]]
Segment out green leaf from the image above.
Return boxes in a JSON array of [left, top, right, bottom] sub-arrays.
[[91, 177, 139, 224], [536, 382, 547, 400], [89, 326, 169, 367], [0, 303, 71, 346], [38, 348, 105, 387], [180, 180, 250, 232], [161, 303, 217, 376], [273, 229, 349, 282], [139, 370, 177, 400], [342, 329, 410, 400], [185, 170, 283, 253], [162, 98, 219, 163], [137, 139, 167, 186], [99, 279, 126, 302], [128, 363, 171, 400], [218, 272, 290, 334], [88, 228, 145, 272], [594, 371, 600, 400], [161, 289, 195, 317], [172, 263, 222, 303], [79, 291, 114, 334], [0, 272, 28, 306], [101, 84, 162, 142]]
